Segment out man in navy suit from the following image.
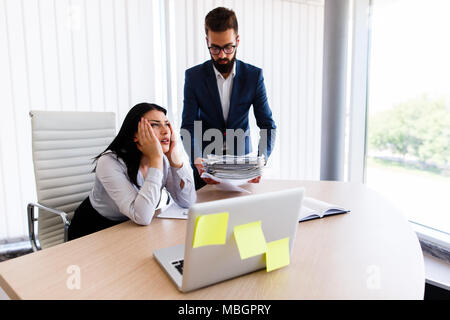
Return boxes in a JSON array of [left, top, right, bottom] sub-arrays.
[[181, 7, 277, 190]]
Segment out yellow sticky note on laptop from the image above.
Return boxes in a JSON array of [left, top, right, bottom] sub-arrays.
[[192, 212, 229, 248], [233, 221, 267, 260], [265, 237, 290, 272]]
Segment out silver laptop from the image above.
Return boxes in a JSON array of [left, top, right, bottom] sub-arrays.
[[153, 187, 304, 293]]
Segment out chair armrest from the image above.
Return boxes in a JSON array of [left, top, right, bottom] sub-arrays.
[[28, 202, 70, 225], [27, 202, 70, 251]]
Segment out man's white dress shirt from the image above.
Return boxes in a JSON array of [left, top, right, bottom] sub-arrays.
[[213, 63, 236, 122]]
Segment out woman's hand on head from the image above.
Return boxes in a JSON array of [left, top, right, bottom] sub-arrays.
[[165, 122, 183, 168], [136, 118, 163, 170]]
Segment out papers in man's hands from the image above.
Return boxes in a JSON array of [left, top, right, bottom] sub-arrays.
[[203, 154, 265, 180], [200, 172, 251, 193], [157, 201, 188, 220], [299, 197, 350, 222], [201, 154, 265, 193]]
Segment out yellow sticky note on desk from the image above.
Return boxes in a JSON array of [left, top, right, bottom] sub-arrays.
[[233, 221, 267, 260], [265, 237, 290, 272], [192, 212, 229, 248]]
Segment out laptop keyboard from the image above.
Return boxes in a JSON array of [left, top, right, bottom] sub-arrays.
[[171, 259, 184, 275]]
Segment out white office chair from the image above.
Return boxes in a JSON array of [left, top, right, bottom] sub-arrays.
[[28, 110, 116, 250]]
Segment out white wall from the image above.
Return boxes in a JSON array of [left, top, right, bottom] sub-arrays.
[[0, 0, 165, 241], [0, 0, 324, 242]]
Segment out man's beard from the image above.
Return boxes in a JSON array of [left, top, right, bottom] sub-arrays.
[[212, 54, 236, 74]]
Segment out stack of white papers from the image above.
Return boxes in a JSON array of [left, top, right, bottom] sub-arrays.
[[202, 154, 265, 180]]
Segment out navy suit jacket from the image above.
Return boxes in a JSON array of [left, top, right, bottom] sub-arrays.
[[181, 59, 276, 163]]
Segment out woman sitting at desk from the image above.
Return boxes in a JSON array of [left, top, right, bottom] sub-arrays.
[[68, 103, 196, 240]]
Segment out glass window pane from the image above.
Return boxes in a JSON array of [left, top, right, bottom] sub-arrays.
[[366, 0, 450, 235]]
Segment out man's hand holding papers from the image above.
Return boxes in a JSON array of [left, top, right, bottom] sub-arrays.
[[194, 157, 219, 185], [199, 155, 265, 191]]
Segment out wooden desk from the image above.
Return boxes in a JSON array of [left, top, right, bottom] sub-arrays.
[[0, 180, 425, 299]]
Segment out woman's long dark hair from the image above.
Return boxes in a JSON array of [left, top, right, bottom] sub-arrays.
[[94, 102, 167, 188]]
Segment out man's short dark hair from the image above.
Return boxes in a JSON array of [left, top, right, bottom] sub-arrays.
[[205, 7, 238, 35]]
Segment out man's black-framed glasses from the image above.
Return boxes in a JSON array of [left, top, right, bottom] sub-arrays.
[[208, 44, 236, 55]]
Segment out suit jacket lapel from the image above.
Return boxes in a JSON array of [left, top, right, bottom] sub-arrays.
[[204, 61, 226, 128]]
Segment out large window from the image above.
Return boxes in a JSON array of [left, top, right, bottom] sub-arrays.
[[366, 0, 450, 236]]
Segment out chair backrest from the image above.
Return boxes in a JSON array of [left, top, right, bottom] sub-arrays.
[[30, 110, 116, 249]]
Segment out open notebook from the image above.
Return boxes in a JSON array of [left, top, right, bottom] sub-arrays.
[[299, 197, 350, 222]]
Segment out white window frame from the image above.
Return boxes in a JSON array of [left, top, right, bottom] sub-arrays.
[[346, 0, 369, 184]]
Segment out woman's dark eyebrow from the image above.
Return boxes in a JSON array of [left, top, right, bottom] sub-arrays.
[[149, 120, 169, 123]]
